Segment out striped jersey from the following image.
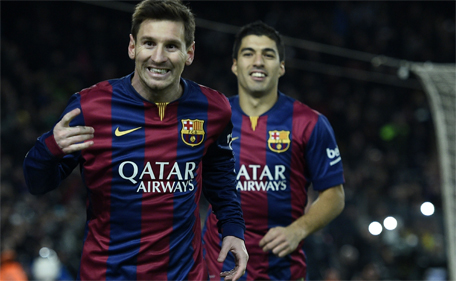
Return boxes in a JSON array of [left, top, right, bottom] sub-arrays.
[[23, 73, 245, 280], [203, 93, 344, 280]]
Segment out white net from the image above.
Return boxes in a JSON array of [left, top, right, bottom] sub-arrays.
[[411, 63, 456, 280]]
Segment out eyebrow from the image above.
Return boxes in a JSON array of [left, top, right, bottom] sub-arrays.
[[140, 36, 183, 47], [240, 47, 277, 54]]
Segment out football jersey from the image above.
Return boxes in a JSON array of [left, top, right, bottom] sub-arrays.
[[23, 73, 244, 280], [203, 92, 344, 280]]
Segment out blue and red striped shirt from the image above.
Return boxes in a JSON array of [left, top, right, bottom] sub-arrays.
[[203, 93, 344, 280], [23, 73, 245, 280]]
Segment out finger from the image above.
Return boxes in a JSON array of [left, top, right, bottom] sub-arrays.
[[63, 126, 95, 138], [54, 125, 95, 146], [271, 241, 289, 256], [221, 269, 239, 281], [62, 140, 94, 154], [277, 247, 292, 258], [262, 237, 283, 252], [259, 228, 277, 247], [220, 268, 236, 277], [58, 133, 95, 149], [217, 244, 229, 263], [231, 259, 247, 281], [59, 108, 81, 128]]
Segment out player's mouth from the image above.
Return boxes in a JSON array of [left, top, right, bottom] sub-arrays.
[[147, 67, 170, 76], [250, 71, 267, 80]]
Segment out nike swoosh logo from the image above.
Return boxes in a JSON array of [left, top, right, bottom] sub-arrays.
[[115, 126, 142, 137], [232, 137, 239, 141]]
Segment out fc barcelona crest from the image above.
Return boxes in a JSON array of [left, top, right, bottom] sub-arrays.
[[181, 119, 205, 147], [268, 130, 290, 153]]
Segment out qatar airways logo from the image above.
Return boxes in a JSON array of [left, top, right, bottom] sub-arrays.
[[327, 146, 342, 166], [236, 164, 287, 192], [118, 161, 196, 193]]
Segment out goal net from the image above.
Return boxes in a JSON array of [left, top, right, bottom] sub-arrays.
[[411, 63, 456, 280]]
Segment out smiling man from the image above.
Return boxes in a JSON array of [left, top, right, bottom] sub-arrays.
[[23, 0, 247, 280], [203, 21, 345, 280]]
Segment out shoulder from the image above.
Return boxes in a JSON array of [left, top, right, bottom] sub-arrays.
[[198, 83, 229, 104], [78, 80, 114, 97], [78, 75, 128, 97], [280, 93, 321, 122], [186, 80, 231, 112]]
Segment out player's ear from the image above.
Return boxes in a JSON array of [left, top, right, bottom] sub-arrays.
[[279, 61, 285, 77], [231, 59, 238, 76], [185, 41, 195, 66], [128, 34, 136, 60]]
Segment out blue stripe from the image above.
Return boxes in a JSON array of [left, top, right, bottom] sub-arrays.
[[106, 86, 144, 280], [266, 96, 293, 280], [221, 97, 244, 278]]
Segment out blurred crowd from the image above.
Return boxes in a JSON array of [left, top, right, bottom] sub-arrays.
[[1, 1, 454, 280]]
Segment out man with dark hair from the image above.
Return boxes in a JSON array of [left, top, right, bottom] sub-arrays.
[[203, 21, 345, 280], [23, 0, 248, 280]]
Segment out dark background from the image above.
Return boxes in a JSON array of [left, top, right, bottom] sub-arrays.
[[1, 1, 455, 280]]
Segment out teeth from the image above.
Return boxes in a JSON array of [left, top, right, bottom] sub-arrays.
[[149, 68, 167, 74], [251, 72, 265, 77]]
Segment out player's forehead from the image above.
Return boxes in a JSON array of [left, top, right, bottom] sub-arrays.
[[137, 19, 186, 43], [239, 35, 278, 52]]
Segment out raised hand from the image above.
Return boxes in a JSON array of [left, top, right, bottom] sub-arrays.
[[53, 108, 94, 154]]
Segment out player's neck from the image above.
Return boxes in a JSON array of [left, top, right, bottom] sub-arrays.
[[131, 74, 183, 103], [238, 90, 278, 116]]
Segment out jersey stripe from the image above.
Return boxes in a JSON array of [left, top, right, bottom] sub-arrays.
[[106, 83, 145, 280], [79, 81, 113, 280], [266, 98, 293, 279]]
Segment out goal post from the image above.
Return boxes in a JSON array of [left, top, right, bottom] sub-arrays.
[[411, 63, 456, 280]]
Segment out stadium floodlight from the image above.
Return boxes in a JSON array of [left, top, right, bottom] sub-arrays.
[[420, 202, 435, 216], [368, 221, 383, 236], [383, 216, 398, 230]]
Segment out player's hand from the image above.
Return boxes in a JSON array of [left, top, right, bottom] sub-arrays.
[[259, 225, 302, 257], [53, 108, 94, 154], [218, 236, 248, 281]]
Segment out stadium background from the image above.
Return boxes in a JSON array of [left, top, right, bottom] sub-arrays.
[[1, 1, 454, 280]]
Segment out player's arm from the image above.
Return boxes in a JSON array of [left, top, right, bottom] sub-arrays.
[[259, 184, 344, 257], [23, 95, 94, 195], [202, 120, 248, 280]]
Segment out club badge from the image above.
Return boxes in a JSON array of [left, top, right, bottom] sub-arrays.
[[268, 130, 290, 153], [181, 119, 205, 147]]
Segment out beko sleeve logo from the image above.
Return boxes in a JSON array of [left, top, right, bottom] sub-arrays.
[[327, 146, 341, 166]]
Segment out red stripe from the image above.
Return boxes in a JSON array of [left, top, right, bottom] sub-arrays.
[[287, 101, 319, 277], [188, 164, 206, 279], [199, 86, 231, 151], [44, 135, 65, 158], [79, 81, 113, 280], [239, 115, 271, 279], [203, 211, 223, 280]]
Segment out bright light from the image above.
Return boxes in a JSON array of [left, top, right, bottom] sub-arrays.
[[39, 247, 50, 258], [421, 202, 435, 216], [383, 216, 398, 230], [368, 221, 383, 235]]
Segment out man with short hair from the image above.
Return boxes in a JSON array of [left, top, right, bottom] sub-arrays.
[[203, 21, 345, 280], [23, 1, 248, 280]]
